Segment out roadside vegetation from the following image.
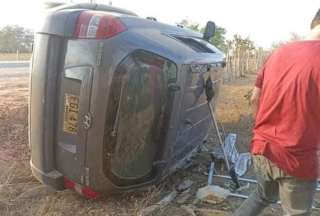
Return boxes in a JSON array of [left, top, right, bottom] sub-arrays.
[[0, 25, 33, 60]]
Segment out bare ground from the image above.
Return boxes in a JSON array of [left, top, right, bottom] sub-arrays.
[[0, 70, 319, 216], [0, 53, 31, 61]]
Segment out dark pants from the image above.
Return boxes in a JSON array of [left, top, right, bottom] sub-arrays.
[[233, 155, 317, 216]]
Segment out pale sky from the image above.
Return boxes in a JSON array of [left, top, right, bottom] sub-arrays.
[[0, 0, 319, 48]]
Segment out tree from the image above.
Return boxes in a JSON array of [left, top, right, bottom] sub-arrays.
[[178, 19, 227, 51], [271, 32, 304, 50], [271, 41, 284, 50], [225, 34, 262, 78], [0, 25, 34, 53], [209, 26, 227, 52], [289, 32, 304, 41], [178, 19, 201, 32], [177, 20, 269, 80]]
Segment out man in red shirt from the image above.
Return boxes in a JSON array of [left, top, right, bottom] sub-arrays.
[[234, 9, 320, 216]]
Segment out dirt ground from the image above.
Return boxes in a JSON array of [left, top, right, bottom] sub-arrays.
[[0, 53, 31, 61], [0, 69, 319, 216]]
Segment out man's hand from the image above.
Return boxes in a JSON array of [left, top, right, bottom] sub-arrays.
[[250, 87, 261, 116]]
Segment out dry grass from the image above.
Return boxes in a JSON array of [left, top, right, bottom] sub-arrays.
[[216, 77, 255, 153], [0, 53, 31, 61]]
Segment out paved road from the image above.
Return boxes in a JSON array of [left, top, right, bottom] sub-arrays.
[[0, 66, 29, 78], [0, 61, 30, 68]]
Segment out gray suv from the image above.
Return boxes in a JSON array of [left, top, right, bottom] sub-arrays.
[[29, 3, 225, 198]]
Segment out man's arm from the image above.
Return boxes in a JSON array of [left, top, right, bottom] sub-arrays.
[[250, 86, 261, 116], [250, 62, 265, 116]]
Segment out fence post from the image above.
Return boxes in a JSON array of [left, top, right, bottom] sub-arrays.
[[16, 49, 20, 61]]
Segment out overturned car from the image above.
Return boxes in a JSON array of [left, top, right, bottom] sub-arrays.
[[29, 3, 225, 198]]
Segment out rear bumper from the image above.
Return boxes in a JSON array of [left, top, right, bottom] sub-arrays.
[[30, 160, 64, 190]]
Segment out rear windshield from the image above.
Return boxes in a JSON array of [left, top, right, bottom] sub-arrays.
[[173, 36, 216, 53]]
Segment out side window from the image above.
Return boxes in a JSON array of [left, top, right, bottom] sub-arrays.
[[104, 50, 177, 182], [166, 60, 177, 83]]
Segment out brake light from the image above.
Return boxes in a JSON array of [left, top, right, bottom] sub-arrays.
[[74, 11, 127, 39], [64, 177, 75, 189], [64, 177, 99, 199]]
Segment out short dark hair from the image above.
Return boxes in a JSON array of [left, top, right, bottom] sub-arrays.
[[311, 9, 320, 29]]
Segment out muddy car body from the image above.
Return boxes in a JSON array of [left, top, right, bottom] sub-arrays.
[[29, 3, 225, 197]]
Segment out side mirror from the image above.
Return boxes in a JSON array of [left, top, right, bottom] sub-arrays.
[[203, 21, 216, 41]]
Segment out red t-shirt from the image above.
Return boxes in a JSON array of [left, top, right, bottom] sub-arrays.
[[251, 40, 320, 180]]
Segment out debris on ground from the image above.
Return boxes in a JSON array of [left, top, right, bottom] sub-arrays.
[[196, 185, 230, 204], [157, 190, 178, 205], [195, 207, 230, 216], [223, 133, 239, 164], [140, 205, 159, 216], [180, 205, 196, 216], [236, 183, 250, 192], [180, 159, 196, 170], [176, 189, 192, 204], [176, 179, 193, 193], [141, 190, 178, 215], [14, 185, 55, 201], [235, 152, 252, 177]]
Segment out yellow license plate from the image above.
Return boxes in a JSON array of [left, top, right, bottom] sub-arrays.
[[63, 93, 80, 134]]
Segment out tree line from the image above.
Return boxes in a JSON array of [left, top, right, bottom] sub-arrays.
[[0, 25, 33, 53], [180, 20, 306, 81], [179, 19, 270, 80], [224, 35, 269, 80]]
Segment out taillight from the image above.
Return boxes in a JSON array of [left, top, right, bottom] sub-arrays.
[[64, 177, 76, 189], [74, 11, 127, 39], [64, 177, 99, 199]]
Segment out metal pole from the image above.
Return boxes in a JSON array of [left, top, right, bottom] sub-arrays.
[[213, 174, 257, 183], [208, 103, 231, 170], [229, 192, 249, 199], [208, 162, 215, 185]]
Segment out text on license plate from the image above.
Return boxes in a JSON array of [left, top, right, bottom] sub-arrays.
[[63, 93, 80, 134]]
